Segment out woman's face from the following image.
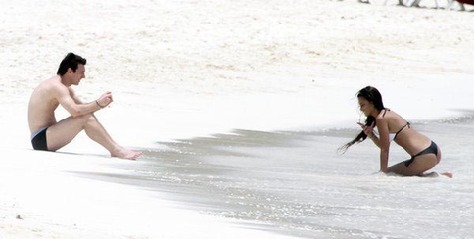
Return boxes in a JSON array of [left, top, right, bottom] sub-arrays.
[[358, 97, 375, 117]]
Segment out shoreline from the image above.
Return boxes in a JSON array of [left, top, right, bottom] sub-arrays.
[[3, 111, 472, 238]]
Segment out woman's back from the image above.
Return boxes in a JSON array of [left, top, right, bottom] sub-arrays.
[[379, 109, 431, 156]]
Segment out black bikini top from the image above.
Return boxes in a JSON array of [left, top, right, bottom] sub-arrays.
[[382, 109, 410, 140]]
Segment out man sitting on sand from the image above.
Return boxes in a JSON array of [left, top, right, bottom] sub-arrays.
[[27, 52, 142, 160]]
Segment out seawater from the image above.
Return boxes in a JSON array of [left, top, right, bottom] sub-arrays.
[[79, 114, 474, 239]]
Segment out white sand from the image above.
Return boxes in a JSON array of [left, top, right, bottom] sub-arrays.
[[1, 0, 473, 238]]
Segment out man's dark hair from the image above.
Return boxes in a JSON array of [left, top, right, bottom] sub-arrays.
[[57, 53, 87, 76]]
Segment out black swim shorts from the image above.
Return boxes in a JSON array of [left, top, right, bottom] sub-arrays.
[[31, 127, 49, 151]]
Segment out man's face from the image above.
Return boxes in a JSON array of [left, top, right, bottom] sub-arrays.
[[71, 64, 85, 85]]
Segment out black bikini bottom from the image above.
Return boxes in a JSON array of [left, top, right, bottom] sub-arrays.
[[404, 141, 438, 167]]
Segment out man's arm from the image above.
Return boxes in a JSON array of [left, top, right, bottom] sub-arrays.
[[69, 88, 84, 104], [69, 88, 112, 109], [54, 84, 101, 118]]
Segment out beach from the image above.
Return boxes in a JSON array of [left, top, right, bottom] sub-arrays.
[[1, 0, 474, 238]]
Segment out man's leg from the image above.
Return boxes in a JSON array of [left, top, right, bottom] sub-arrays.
[[83, 114, 141, 159], [46, 113, 92, 151], [47, 113, 141, 159], [82, 114, 120, 153]]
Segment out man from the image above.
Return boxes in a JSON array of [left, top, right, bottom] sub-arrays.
[[27, 53, 142, 160]]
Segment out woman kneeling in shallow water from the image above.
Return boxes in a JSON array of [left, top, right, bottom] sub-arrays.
[[340, 86, 452, 178]]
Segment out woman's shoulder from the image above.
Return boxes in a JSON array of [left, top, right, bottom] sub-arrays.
[[376, 108, 405, 122], [377, 108, 401, 117]]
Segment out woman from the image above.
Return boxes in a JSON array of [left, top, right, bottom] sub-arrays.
[[340, 86, 452, 177]]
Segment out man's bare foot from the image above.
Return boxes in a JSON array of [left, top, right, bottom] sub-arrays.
[[111, 148, 142, 160]]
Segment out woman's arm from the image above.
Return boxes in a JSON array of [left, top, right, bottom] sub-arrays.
[[367, 131, 381, 148], [376, 117, 390, 173], [359, 121, 382, 148]]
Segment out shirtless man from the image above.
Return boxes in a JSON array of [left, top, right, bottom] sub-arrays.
[[28, 53, 142, 160]]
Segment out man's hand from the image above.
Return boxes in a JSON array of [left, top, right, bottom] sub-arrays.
[[97, 92, 113, 108]]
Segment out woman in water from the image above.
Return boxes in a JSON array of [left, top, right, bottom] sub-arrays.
[[340, 86, 452, 177]]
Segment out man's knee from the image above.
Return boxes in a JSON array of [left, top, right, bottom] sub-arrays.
[[75, 113, 94, 122], [84, 113, 98, 124], [71, 113, 97, 128]]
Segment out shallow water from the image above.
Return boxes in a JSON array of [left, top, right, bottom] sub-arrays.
[[76, 114, 474, 239]]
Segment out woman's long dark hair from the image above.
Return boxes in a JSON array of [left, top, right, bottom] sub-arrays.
[[338, 86, 385, 154]]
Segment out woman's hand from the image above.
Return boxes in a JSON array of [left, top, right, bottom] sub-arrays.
[[357, 121, 375, 138]]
